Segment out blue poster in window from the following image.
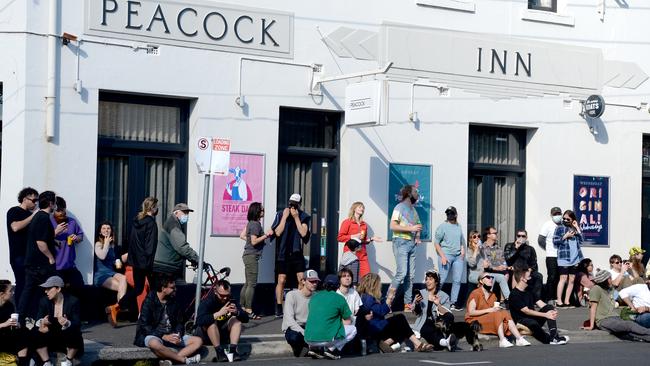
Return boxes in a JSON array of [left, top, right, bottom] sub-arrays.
[[573, 175, 609, 246], [387, 163, 431, 241]]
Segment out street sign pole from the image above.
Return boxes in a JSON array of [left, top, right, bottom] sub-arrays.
[[193, 173, 211, 318]]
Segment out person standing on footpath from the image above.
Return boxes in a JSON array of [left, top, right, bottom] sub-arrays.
[[239, 202, 274, 320], [337, 202, 382, 279], [17, 191, 65, 323], [126, 197, 159, 304], [538, 207, 562, 305], [386, 184, 422, 311], [434, 206, 466, 311], [50, 197, 85, 295], [271, 193, 311, 318], [553, 210, 584, 308], [6, 187, 39, 304], [153, 203, 199, 282]]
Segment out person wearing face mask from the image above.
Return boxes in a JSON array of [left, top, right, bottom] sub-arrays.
[[504, 229, 543, 302], [552, 210, 584, 308], [434, 206, 466, 311], [387, 184, 423, 310], [50, 197, 85, 296], [538, 207, 562, 305], [154, 203, 199, 282]]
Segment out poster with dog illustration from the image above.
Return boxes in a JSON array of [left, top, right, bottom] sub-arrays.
[[212, 153, 265, 236]]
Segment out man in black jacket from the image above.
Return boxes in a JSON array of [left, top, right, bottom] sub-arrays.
[[134, 275, 202, 365], [504, 229, 543, 302], [196, 280, 249, 362]]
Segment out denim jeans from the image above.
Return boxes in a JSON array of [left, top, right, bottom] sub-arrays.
[[635, 313, 650, 328], [437, 253, 465, 304], [391, 237, 417, 304], [489, 272, 510, 299]]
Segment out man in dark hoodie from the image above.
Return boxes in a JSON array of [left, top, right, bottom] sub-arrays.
[[153, 203, 199, 282], [126, 197, 159, 301]]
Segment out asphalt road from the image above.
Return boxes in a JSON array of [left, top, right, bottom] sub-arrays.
[[214, 340, 648, 366]]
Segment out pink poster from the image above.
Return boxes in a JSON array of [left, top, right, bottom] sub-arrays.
[[211, 153, 265, 236]]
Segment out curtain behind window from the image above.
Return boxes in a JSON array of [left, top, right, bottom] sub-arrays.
[[494, 176, 516, 244], [98, 101, 180, 143], [96, 157, 129, 244], [145, 158, 177, 228]]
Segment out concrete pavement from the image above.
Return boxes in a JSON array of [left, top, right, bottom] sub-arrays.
[[78, 306, 624, 364]]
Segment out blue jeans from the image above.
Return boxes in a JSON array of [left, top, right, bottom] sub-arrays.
[[636, 313, 650, 328], [391, 237, 417, 304], [437, 253, 465, 304], [488, 272, 511, 300]]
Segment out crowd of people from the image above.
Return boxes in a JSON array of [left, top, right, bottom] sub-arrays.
[[3, 185, 650, 364]]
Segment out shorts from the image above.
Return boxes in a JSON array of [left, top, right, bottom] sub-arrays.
[[558, 265, 577, 275], [276, 253, 306, 275], [195, 321, 230, 343], [144, 334, 192, 348]]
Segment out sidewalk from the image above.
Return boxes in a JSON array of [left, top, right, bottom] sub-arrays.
[[78, 306, 620, 364]]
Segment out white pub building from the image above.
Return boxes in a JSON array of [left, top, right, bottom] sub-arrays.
[[1, 0, 650, 306]]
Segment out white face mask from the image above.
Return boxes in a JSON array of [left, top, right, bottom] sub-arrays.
[[552, 215, 562, 224], [179, 214, 189, 225]]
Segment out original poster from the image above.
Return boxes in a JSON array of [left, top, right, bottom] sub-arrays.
[[573, 175, 609, 246], [387, 163, 432, 241], [211, 153, 265, 236]]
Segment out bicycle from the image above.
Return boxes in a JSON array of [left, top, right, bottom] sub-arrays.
[[184, 262, 231, 334]]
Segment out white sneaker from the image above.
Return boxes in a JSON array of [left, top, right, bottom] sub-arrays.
[[515, 337, 531, 346], [550, 335, 570, 345], [159, 361, 172, 366], [499, 339, 514, 348], [185, 354, 201, 364], [60, 359, 73, 366]]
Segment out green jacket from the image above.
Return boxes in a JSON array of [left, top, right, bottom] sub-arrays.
[[153, 214, 199, 278]]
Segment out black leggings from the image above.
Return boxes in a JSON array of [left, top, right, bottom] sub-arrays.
[[379, 314, 414, 343], [420, 312, 476, 350], [516, 305, 557, 344]]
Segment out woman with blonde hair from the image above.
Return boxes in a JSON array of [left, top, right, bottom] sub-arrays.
[[337, 202, 382, 279], [357, 273, 433, 352], [465, 273, 530, 348], [466, 230, 483, 285], [125, 196, 159, 309]]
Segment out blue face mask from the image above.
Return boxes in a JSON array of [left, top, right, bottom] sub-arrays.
[[179, 214, 189, 225]]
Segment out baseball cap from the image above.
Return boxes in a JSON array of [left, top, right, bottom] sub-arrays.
[[305, 269, 320, 282], [629, 246, 646, 257], [550, 207, 562, 215], [324, 274, 339, 287], [40, 276, 64, 288], [173, 203, 194, 212], [445, 206, 457, 215], [425, 268, 438, 276], [289, 193, 302, 203]]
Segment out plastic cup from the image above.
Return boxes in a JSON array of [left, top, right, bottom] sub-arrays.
[[493, 301, 501, 308], [10, 313, 18, 321], [67, 235, 74, 246], [115, 259, 122, 270], [225, 352, 234, 362]]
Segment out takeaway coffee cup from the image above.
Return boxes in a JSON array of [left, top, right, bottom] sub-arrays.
[[10, 313, 18, 321], [493, 301, 500, 308], [225, 352, 234, 362]]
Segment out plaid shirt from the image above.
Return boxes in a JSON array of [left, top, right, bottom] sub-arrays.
[[552, 225, 584, 264]]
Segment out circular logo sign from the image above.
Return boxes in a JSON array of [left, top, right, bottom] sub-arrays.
[[197, 137, 209, 150], [584, 95, 605, 118]]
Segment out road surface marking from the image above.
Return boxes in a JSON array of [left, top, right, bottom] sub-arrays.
[[420, 361, 492, 365]]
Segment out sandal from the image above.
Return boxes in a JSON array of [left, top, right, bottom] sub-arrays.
[[415, 343, 434, 352], [245, 310, 262, 320]]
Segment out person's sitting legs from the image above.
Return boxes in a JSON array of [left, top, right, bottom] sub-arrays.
[[145, 334, 202, 364], [285, 328, 309, 357]]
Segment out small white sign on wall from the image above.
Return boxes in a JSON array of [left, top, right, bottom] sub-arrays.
[[345, 80, 386, 127]]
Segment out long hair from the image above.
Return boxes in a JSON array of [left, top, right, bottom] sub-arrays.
[[357, 273, 382, 300], [247, 202, 263, 221], [577, 258, 592, 275], [468, 229, 480, 253], [347, 201, 365, 221], [563, 210, 577, 222], [137, 197, 158, 220], [95, 221, 115, 245], [630, 256, 645, 279]]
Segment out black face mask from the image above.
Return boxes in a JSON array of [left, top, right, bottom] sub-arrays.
[[482, 284, 492, 292], [563, 220, 572, 227], [447, 214, 457, 221], [410, 197, 418, 204]]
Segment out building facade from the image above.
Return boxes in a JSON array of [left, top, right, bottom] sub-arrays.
[[2, 0, 650, 289]]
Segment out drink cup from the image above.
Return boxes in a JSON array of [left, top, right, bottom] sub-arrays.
[[115, 259, 122, 270], [67, 235, 74, 246], [493, 301, 500, 308], [11, 313, 18, 321], [225, 352, 234, 362]]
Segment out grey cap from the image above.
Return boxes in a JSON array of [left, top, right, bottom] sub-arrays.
[[550, 207, 562, 215], [173, 203, 194, 212], [40, 276, 64, 288]]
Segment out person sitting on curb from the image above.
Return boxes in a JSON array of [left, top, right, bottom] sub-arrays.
[[465, 272, 531, 348], [134, 275, 202, 366], [509, 267, 569, 345], [32, 276, 84, 366], [336, 268, 362, 324], [282, 270, 319, 357], [0, 280, 29, 366], [305, 274, 357, 360], [582, 270, 650, 341], [619, 283, 650, 328], [196, 280, 249, 362], [358, 273, 434, 353]]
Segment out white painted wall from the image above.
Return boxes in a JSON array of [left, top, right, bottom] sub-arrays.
[[2, 0, 650, 286]]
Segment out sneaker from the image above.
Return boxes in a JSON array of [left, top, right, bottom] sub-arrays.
[[550, 336, 569, 345], [404, 303, 413, 312], [498, 339, 514, 348], [446, 334, 458, 352], [214, 347, 228, 362], [275, 310, 283, 318], [159, 361, 172, 366], [450, 303, 464, 311], [185, 354, 201, 364], [323, 348, 341, 360], [515, 337, 531, 346], [378, 340, 394, 353], [307, 346, 325, 359], [60, 359, 73, 366]]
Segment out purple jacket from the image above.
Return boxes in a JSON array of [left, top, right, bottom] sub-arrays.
[[50, 216, 84, 270]]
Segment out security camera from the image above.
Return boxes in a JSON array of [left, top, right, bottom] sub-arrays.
[[235, 96, 245, 108], [61, 32, 78, 45]]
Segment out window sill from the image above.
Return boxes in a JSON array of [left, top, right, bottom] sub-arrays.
[[521, 9, 575, 27], [416, 0, 476, 13]]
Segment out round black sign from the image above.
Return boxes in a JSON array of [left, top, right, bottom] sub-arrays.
[[584, 95, 605, 118]]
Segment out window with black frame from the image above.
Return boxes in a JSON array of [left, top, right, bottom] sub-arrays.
[[96, 93, 189, 246], [528, 0, 557, 12]]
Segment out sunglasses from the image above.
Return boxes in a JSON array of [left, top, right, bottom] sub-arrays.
[[481, 275, 494, 280], [516, 234, 527, 238], [611, 261, 621, 265], [471, 235, 480, 238], [307, 280, 320, 284], [489, 232, 498, 235], [29, 198, 38, 203]]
